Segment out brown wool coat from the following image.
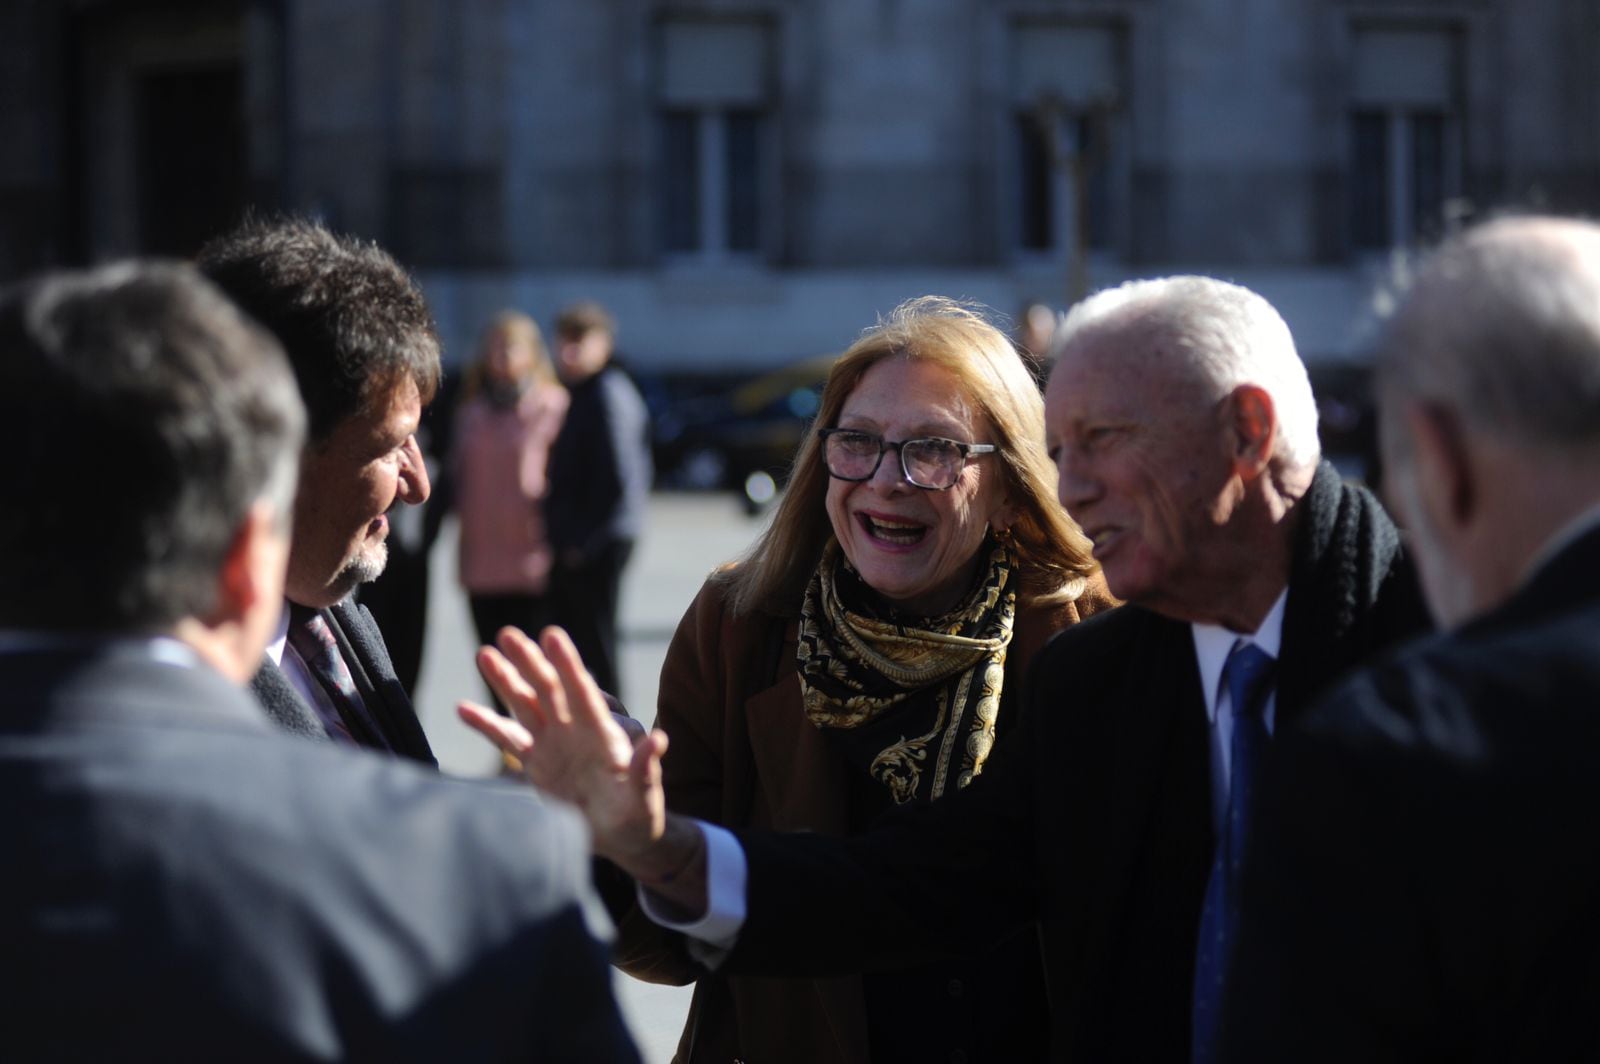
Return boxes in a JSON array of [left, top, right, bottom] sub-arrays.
[[612, 568, 1116, 1064]]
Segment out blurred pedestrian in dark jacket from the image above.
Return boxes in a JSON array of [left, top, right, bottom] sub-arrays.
[[544, 301, 652, 697]]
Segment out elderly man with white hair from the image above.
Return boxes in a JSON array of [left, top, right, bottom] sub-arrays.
[[1220, 215, 1600, 1062], [465, 277, 1432, 1063]]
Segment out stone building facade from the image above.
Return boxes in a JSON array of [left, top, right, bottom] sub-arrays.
[[4, 0, 1598, 369]]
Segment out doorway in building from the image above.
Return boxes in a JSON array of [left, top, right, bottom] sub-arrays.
[[135, 63, 247, 257]]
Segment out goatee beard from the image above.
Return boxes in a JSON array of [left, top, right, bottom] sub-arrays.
[[335, 541, 389, 597]]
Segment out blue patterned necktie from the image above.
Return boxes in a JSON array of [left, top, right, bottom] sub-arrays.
[[1191, 641, 1276, 1064]]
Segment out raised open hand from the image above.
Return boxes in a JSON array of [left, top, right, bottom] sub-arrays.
[[458, 625, 669, 866]]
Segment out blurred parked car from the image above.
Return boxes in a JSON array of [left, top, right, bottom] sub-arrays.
[[649, 353, 837, 511], [1306, 363, 1379, 486]]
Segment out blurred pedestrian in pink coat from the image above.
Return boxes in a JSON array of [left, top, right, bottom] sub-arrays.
[[453, 311, 568, 702]]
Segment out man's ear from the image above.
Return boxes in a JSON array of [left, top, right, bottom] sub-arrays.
[[1405, 401, 1476, 532], [1227, 384, 1277, 480], [208, 501, 287, 628]]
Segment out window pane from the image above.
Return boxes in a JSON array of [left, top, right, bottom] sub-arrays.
[[726, 110, 762, 253], [1350, 110, 1390, 250], [661, 111, 700, 252], [1076, 114, 1112, 250], [1411, 112, 1446, 241], [136, 65, 247, 257], [1012, 23, 1119, 107], [1351, 29, 1453, 108], [1017, 112, 1053, 251], [660, 20, 769, 107]]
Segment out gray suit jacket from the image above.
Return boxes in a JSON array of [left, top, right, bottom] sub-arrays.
[[252, 596, 437, 766], [0, 641, 639, 1062]]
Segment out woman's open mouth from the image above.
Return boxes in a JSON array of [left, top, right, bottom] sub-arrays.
[[857, 511, 928, 546]]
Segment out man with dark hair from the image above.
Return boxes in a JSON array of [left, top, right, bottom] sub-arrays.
[[0, 262, 638, 1060], [198, 216, 439, 762], [1221, 215, 1600, 1061], [544, 300, 652, 697]]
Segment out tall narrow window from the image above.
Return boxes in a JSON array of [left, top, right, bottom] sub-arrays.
[[1411, 113, 1448, 233], [1010, 22, 1122, 259], [725, 110, 763, 252], [1017, 113, 1054, 252], [656, 19, 774, 261], [1348, 27, 1460, 250], [1349, 110, 1390, 249], [660, 111, 700, 253]]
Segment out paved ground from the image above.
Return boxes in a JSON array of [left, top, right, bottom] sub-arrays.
[[412, 492, 775, 1063]]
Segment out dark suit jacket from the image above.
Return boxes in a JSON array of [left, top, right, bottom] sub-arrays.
[[544, 363, 652, 561], [0, 641, 638, 1062], [252, 596, 437, 766], [1220, 521, 1600, 1063], [728, 462, 1431, 1062]]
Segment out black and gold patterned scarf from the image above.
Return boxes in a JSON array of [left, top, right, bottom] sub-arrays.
[[797, 538, 1017, 806]]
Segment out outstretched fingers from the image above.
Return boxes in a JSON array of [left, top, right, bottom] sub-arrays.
[[457, 701, 535, 759], [470, 623, 656, 842], [537, 627, 616, 733], [477, 624, 569, 738]]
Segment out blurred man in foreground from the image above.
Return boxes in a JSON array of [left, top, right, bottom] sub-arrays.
[[1222, 215, 1600, 1061], [0, 262, 637, 1061]]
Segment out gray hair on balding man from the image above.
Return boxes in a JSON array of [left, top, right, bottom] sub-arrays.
[[1375, 215, 1600, 453], [1055, 276, 1322, 468]]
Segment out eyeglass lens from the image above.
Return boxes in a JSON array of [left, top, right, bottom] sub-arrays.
[[824, 431, 964, 488]]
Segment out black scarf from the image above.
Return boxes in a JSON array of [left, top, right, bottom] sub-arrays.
[[1278, 460, 1432, 715]]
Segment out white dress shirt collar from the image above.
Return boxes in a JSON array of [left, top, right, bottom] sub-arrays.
[[1194, 588, 1288, 832], [1192, 588, 1288, 726], [265, 602, 291, 668]]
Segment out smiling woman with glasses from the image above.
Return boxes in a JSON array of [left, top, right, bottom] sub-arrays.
[[608, 296, 1112, 1063]]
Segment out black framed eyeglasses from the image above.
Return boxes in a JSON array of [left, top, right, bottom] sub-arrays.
[[817, 427, 996, 491]]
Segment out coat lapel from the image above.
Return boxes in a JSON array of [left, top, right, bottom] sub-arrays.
[[328, 599, 437, 766], [739, 626, 869, 1060], [742, 667, 851, 836], [248, 656, 330, 740], [1078, 612, 1213, 978]]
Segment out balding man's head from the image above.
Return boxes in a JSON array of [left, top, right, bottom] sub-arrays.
[[1044, 276, 1320, 629], [1055, 276, 1321, 469], [1375, 215, 1600, 626], [1378, 216, 1600, 453]]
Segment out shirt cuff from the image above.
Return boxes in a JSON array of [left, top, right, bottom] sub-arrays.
[[636, 821, 747, 967]]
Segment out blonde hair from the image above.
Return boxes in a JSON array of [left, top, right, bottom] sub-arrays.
[[462, 309, 557, 400], [722, 296, 1096, 617]]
